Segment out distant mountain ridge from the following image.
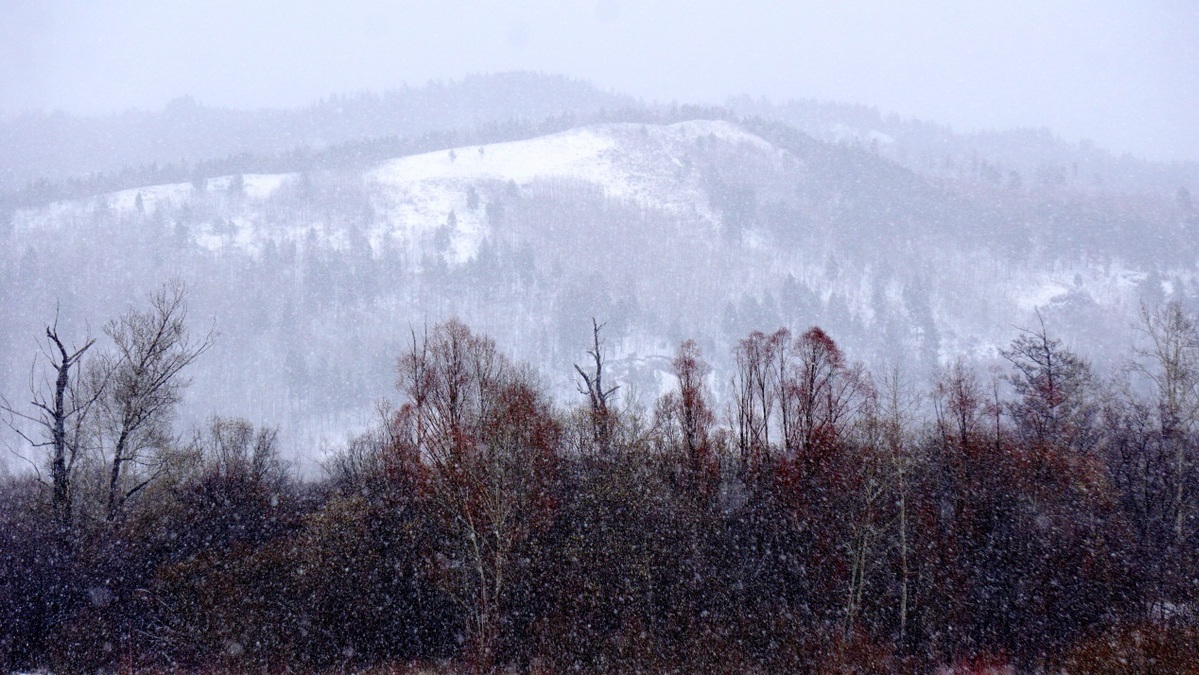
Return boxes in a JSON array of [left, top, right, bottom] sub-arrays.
[[727, 96, 1199, 197], [5, 71, 1196, 210], [0, 72, 638, 195]]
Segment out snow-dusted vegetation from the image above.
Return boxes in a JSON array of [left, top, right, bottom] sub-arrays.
[[4, 108, 1195, 460], [2, 66, 1198, 671]]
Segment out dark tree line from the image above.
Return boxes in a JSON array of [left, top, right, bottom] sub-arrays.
[[4, 306, 1199, 672]]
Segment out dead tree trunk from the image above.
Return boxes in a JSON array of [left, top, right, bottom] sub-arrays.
[[2, 323, 95, 533], [574, 318, 619, 455], [45, 328, 93, 530]]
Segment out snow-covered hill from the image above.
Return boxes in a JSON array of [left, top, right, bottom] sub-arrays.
[[15, 120, 766, 256], [2, 118, 1190, 467]]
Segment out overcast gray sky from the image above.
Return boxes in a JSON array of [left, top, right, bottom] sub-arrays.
[[2, 0, 1196, 161]]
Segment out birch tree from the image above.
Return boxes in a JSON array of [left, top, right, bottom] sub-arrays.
[[395, 320, 559, 669], [1133, 300, 1199, 546], [91, 281, 212, 521]]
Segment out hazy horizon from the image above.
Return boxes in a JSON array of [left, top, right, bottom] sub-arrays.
[[2, 1, 1196, 163]]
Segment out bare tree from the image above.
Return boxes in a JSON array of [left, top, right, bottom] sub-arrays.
[[1132, 300, 1199, 545], [785, 327, 866, 463], [574, 318, 619, 455], [881, 363, 920, 646], [1, 318, 98, 532], [842, 380, 885, 639], [730, 329, 784, 471], [1002, 311, 1097, 453], [656, 339, 718, 486], [200, 416, 284, 486], [91, 281, 213, 521], [395, 319, 559, 669], [838, 364, 922, 644], [933, 357, 984, 449]]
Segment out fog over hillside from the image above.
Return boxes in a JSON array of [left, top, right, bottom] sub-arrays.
[[0, 72, 637, 195], [3, 78, 1197, 469]]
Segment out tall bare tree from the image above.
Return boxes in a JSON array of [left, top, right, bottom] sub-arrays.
[[785, 327, 866, 464], [664, 339, 716, 483], [574, 318, 619, 456], [730, 329, 786, 471], [1133, 300, 1199, 545], [91, 281, 213, 521], [1, 319, 97, 532], [395, 319, 559, 669]]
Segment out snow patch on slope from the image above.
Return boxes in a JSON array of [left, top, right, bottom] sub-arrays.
[[365, 120, 777, 263], [370, 118, 766, 263]]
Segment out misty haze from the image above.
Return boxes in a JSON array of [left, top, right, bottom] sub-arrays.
[[1, 2, 1198, 672]]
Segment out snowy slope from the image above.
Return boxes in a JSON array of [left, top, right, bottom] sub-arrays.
[[8, 118, 1155, 353], [365, 120, 773, 262], [2, 117, 1172, 464], [12, 120, 772, 259]]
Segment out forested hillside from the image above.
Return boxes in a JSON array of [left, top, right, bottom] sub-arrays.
[[3, 104, 1196, 459]]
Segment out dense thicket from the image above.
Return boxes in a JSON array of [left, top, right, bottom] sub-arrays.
[[3, 312, 1199, 672]]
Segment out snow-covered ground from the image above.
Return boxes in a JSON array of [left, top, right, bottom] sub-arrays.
[[366, 119, 772, 262]]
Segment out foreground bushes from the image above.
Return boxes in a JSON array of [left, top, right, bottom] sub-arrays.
[[3, 318, 1199, 672]]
